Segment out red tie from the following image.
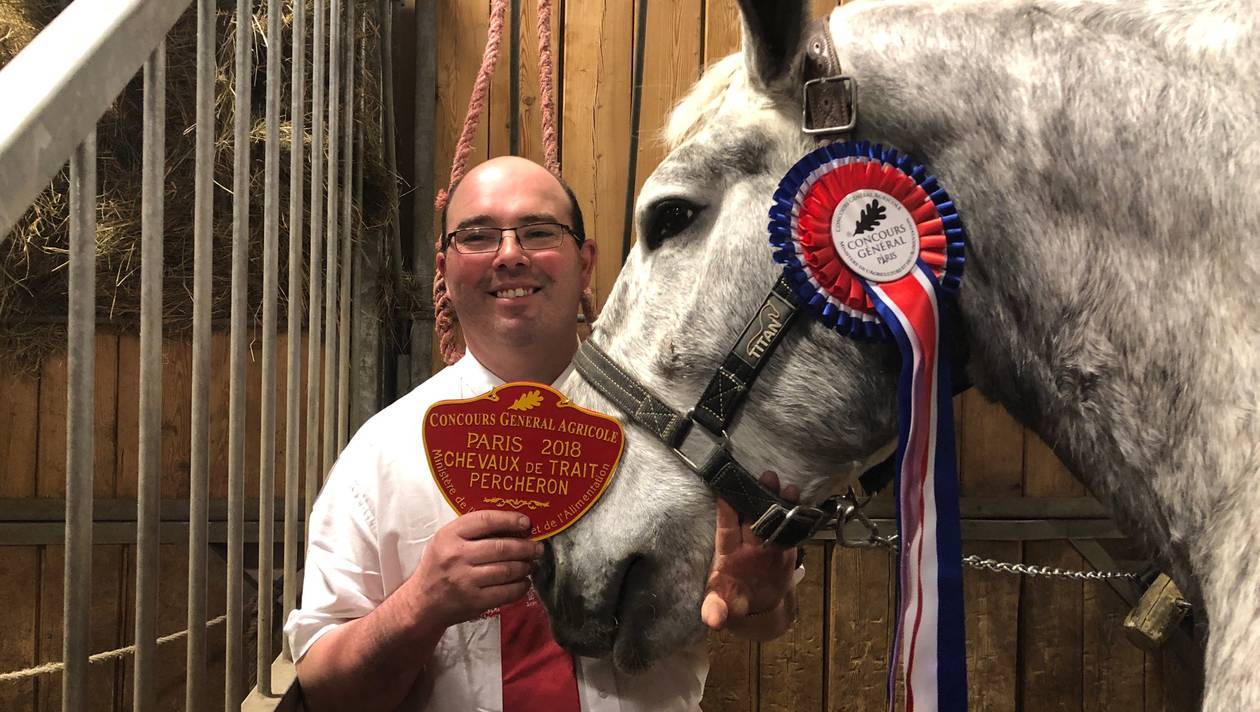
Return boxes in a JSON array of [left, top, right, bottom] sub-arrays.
[[499, 587, 582, 712]]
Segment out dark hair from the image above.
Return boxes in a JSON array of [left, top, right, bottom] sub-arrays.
[[440, 167, 586, 250]]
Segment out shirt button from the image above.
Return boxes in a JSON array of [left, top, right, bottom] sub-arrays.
[[599, 690, 608, 699]]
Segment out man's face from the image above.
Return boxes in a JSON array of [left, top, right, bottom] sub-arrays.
[[437, 158, 595, 354]]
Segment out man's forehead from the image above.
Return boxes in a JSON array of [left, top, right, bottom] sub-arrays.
[[449, 163, 571, 221]]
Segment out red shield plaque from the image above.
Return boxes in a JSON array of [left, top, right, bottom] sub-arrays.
[[423, 382, 625, 540]]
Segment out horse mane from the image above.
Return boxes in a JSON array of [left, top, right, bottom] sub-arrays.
[[664, 54, 751, 150]]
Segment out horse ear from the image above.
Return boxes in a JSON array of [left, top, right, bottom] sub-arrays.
[[737, 0, 808, 95]]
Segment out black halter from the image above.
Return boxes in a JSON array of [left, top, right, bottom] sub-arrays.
[[573, 17, 965, 548]]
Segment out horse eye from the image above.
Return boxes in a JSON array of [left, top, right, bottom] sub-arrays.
[[642, 199, 701, 249]]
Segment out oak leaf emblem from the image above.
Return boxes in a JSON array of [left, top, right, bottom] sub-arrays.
[[852, 199, 887, 235], [508, 389, 544, 411]]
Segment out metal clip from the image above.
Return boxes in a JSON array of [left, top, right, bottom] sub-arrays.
[[671, 411, 731, 473], [835, 487, 897, 550]]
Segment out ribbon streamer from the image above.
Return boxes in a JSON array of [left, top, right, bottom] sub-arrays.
[[767, 141, 968, 711]]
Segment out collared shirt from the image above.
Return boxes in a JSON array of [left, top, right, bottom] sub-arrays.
[[285, 353, 709, 711]]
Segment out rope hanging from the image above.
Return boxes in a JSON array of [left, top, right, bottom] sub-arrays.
[[433, 0, 596, 365]]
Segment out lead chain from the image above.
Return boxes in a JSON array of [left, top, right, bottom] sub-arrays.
[[834, 489, 1140, 583]]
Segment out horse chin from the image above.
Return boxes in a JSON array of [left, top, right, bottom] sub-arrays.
[[539, 539, 709, 672], [535, 473, 712, 671]]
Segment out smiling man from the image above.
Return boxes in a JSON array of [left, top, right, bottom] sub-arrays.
[[286, 156, 799, 711]]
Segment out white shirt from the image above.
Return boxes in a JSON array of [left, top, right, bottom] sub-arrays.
[[285, 353, 709, 711]]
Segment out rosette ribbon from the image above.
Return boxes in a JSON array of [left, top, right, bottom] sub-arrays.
[[768, 141, 968, 712]]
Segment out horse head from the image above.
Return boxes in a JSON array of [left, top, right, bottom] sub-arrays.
[[539, 0, 904, 671]]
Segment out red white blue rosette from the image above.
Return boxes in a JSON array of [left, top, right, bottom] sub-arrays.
[[768, 141, 965, 340], [769, 141, 969, 712]]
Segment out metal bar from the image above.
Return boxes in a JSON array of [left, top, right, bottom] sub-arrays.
[[133, 41, 166, 712], [379, 0, 403, 311], [0, 522, 303, 547], [350, 6, 379, 436], [323, 0, 343, 477], [0, 0, 192, 241], [185, 0, 215, 709], [226, 0, 253, 705], [283, 0, 308, 664], [240, 655, 303, 712], [336, 0, 355, 452], [409, 0, 437, 391], [825, 517, 1126, 543], [257, 0, 283, 694], [0, 498, 303, 523], [306, 0, 328, 544], [621, 0, 649, 261], [63, 129, 96, 712], [0, 494, 1116, 523]]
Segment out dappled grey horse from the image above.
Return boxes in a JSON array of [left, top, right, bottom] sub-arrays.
[[539, 0, 1259, 707]]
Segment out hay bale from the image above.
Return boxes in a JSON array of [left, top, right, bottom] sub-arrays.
[[0, 0, 394, 374]]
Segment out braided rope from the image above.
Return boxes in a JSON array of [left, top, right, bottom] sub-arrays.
[[434, 0, 510, 365], [0, 615, 228, 684], [433, 0, 599, 364]]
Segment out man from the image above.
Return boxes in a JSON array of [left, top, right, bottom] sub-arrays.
[[285, 156, 800, 711]]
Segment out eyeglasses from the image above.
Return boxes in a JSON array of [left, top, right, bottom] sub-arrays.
[[444, 222, 581, 254]]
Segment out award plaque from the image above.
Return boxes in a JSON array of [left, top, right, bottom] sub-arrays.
[[423, 382, 625, 540]]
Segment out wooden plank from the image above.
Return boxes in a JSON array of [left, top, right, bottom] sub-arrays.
[[1144, 639, 1202, 712], [827, 545, 893, 711], [954, 390, 1022, 708], [759, 541, 826, 712], [701, 630, 755, 712], [116, 333, 141, 499], [516, 0, 562, 166], [0, 547, 40, 711], [430, 0, 492, 370], [119, 544, 229, 710], [161, 338, 194, 500], [96, 333, 120, 497], [560, 0, 634, 308], [488, 0, 512, 159], [208, 331, 232, 500], [36, 347, 69, 497], [36, 544, 125, 710], [703, 0, 741, 64], [962, 540, 1021, 711], [960, 389, 1024, 496], [1081, 566, 1144, 712], [1021, 428, 1086, 712], [0, 367, 39, 498], [630, 0, 703, 205]]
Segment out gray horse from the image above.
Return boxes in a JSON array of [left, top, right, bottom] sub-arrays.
[[541, 0, 1260, 707]]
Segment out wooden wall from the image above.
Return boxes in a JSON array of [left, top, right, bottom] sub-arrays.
[[0, 330, 305, 710], [420, 0, 1204, 710]]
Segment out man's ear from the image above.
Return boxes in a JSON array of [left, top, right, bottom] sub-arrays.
[[579, 240, 597, 290], [436, 250, 447, 278]]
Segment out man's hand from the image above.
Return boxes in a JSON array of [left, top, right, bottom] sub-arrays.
[[701, 472, 800, 641], [407, 510, 541, 628]]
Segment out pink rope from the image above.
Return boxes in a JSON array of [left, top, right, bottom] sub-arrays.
[[434, 0, 599, 365], [537, 0, 598, 328], [434, 0, 510, 364], [536, 0, 560, 174]]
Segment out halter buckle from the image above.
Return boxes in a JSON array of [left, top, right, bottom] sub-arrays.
[[671, 412, 731, 473], [802, 75, 858, 135]]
